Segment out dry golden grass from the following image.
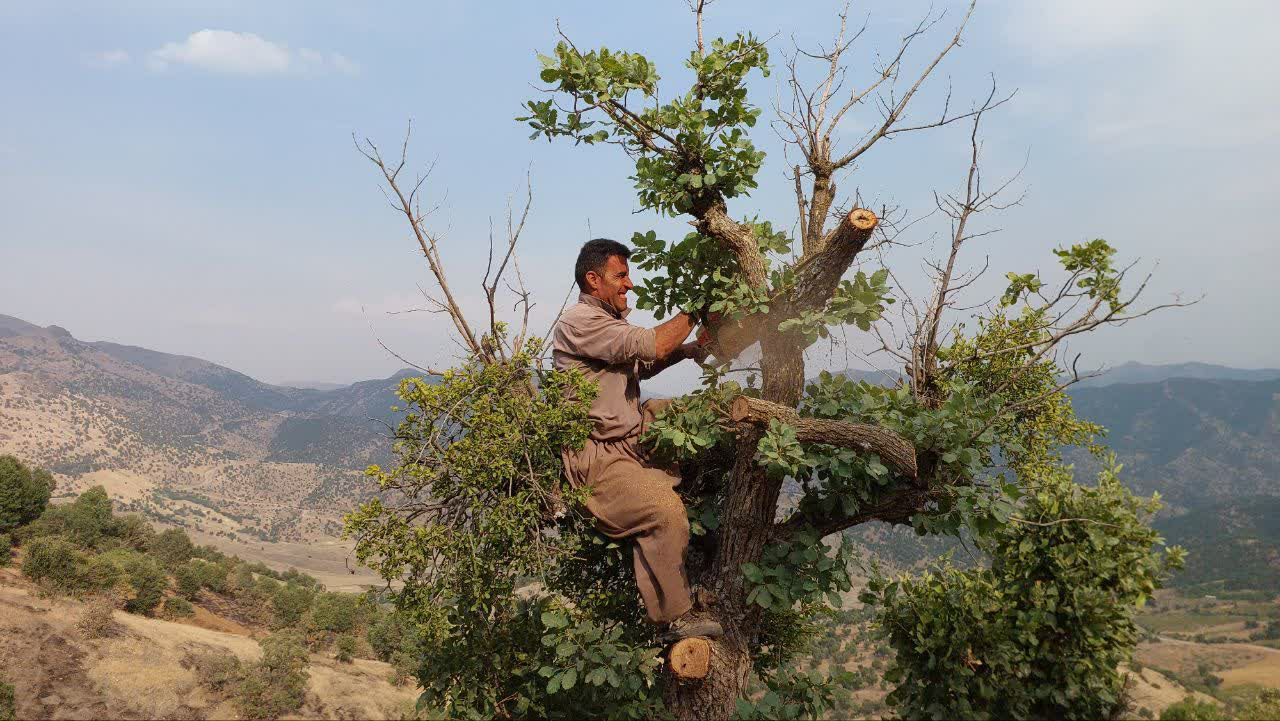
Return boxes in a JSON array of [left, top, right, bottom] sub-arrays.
[[0, 573, 416, 720]]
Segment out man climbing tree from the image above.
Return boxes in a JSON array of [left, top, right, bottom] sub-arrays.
[[554, 238, 722, 640], [346, 2, 1189, 719]]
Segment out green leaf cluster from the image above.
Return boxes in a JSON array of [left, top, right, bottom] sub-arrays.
[[520, 34, 769, 216], [863, 462, 1185, 721], [741, 531, 854, 612], [0, 455, 53, 533], [345, 338, 672, 718], [777, 269, 894, 342]]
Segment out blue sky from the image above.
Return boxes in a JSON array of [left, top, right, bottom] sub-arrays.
[[1, 0, 1277, 393]]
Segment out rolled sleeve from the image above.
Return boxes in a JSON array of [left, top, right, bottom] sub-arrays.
[[555, 313, 658, 365]]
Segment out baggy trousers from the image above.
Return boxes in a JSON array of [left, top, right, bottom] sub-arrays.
[[562, 401, 693, 624]]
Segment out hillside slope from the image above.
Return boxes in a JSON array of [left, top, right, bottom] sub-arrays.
[[0, 567, 415, 719], [1067, 378, 1280, 510], [0, 315, 424, 580]]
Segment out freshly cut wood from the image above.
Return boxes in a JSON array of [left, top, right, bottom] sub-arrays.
[[730, 395, 918, 479], [668, 638, 712, 681]]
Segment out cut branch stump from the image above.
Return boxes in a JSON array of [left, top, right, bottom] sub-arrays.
[[668, 638, 711, 681]]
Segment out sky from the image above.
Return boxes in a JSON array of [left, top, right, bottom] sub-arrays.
[[1, 0, 1277, 394]]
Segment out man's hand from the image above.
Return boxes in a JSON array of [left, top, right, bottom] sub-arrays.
[[681, 341, 711, 364]]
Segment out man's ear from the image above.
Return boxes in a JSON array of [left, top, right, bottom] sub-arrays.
[[584, 270, 600, 293]]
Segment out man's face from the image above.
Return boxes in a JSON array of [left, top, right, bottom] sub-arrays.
[[587, 254, 634, 313]]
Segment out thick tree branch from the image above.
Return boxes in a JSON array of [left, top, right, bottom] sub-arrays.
[[702, 208, 878, 363], [730, 394, 917, 479]]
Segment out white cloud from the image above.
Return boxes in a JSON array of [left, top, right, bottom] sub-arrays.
[[147, 30, 357, 76], [87, 50, 129, 68], [1000, 0, 1280, 148]]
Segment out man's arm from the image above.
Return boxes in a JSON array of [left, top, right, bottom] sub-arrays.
[[653, 312, 696, 359], [638, 314, 708, 380]]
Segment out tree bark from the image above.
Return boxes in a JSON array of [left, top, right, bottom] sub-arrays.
[[666, 336, 808, 720], [699, 209, 878, 365], [729, 395, 918, 479]]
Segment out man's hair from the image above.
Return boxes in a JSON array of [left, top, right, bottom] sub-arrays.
[[575, 238, 632, 291]]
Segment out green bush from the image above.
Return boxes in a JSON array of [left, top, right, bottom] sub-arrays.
[[149, 528, 194, 568], [280, 567, 320, 588], [1160, 696, 1221, 720], [120, 553, 167, 615], [271, 583, 314, 629], [865, 463, 1184, 721], [0, 676, 14, 721], [235, 631, 310, 720], [194, 559, 231, 594], [367, 610, 423, 665], [163, 596, 195, 618], [0, 533, 11, 566], [309, 592, 359, 634], [187, 649, 242, 695], [231, 564, 255, 594], [82, 554, 124, 593], [22, 536, 86, 592], [335, 635, 357, 663], [23, 486, 116, 549], [0, 455, 53, 533], [1238, 689, 1280, 720], [110, 514, 154, 552], [175, 562, 203, 600]]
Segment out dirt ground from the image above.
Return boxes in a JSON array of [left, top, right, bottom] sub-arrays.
[[0, 568, 417, 720]]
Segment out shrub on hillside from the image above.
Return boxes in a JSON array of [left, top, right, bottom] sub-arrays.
[[230, 564, 255, 594], [175, 562, 202, 600], [163, 596, 195, 618], [149, 528, 194, 569], [0, 676, 14, 721], [335, 634, 357, 663], [309, 592, 359, 634], [0, 533, 11, 566], [186, 649, 243, 696], [120, 553, 166, 615], [22, 486, 120, 550], [1245, 690, 1280, 720], [22, 536, 86, 592], [1160, 696, 1221, 720], [367, 609, 423, 665], [194, 559, 231, 594], [82, 554, 124, 594], [0, 455, 53, 533], [280, 567, 320, 588], [271, 583, 314, 629], [77, 595, 118, 638], [235, 631, 310, 720], [110, 514, 154, 552]]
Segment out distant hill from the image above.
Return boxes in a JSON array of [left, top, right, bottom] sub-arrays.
[[1075, 361, 1280, 387], [0, 313, 432, 546], [1067, 377, 1280, 510], [1155, 496, 1280, 592]]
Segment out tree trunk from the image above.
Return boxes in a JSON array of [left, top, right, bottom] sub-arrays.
[[666, 338, 806, 720]]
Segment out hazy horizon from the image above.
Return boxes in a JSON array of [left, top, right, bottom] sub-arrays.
[[3, 0, 1277, 395]]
